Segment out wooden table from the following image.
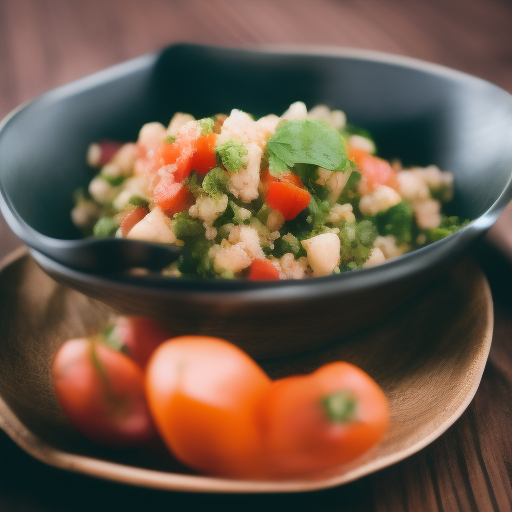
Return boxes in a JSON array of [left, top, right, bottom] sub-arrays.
[[1, 1, 511, 510]]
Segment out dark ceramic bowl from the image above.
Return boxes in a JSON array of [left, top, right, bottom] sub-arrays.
[[1, 44, 512, 358]]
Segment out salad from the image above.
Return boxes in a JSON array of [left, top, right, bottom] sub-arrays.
[[72, 102, 467, 279]]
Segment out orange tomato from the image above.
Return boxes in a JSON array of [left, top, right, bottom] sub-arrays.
[[260, 168, 311, 220], [52, 338, 157, 446], [266, 180, 311, 220], [145, 336, 272, 478], [348, 146, 399, 193], [190, 132, 218, 175], [105, 316, 172, 368], [259, 361, 388, 477], [152, 179, 194, 216]]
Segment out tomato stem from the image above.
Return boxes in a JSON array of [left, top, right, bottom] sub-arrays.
[[322, 390, 358, 423]]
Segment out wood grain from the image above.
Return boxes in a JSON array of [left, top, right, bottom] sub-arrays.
[[0, 0, 512, 510], [0, 250, 494, 494]]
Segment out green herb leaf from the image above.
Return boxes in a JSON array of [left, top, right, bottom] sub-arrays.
[[266, 120, 350, 176], [128, 195, 150, 209], [215, 140, 248, 173], [93, 216, 119, 237], [164, 135, 176, 145]]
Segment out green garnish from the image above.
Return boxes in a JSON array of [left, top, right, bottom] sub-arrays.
[[93, 216, 119, 237], [322, 390, 358, 423], [202, 167, 230, 199], [100, 174, 125, 187], [164, 135, 176, 145], [427, 216, 469, 243], [374, 201, 414, 244], [215, 140, 248, 172], [338, 220, 377, 268], [307, 196, 331, 230], [266, 119, 350, 176], [128, 195, 150, 209], [172, 212, 205, 238], [101, 325, 124, 352], [198, 117, 215, 136]]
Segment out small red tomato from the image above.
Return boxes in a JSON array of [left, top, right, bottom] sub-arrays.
[[104, 316, 171, 368], [120, 207, 148, 237], [259, 361, 389, 477], [145, 336, 272, 478], [266, 180, 311, 220], [348, 146, 399, 193], [247, 258, 281, 281], [52, 338, 157, 446]]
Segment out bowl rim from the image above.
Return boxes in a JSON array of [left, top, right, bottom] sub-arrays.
[[1, 43, 512, 297]]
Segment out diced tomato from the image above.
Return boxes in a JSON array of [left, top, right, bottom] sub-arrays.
[[190, 132, 218, 175], [248, 259, 281, 281], [152, 179, 194, 216], [348, 146, 399, 193], [97, 140, 123, 167], [152, 130, 217, 182], [260, 168, 305, 195], [266, 181, 311, 220], [120, 207, 148, 237]]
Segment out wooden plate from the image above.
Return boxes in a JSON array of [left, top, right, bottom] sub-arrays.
[[0, 248, 493, 493]]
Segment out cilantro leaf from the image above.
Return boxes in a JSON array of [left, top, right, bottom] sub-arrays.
[[266, 120, 350, 176]]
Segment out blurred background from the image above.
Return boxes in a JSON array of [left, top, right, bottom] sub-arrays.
[[1, 0, 512, 255], [1, 1, 512, 511]]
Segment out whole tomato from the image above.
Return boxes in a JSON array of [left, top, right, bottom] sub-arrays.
[[145, 336, 272, 478], [259, 361, 388, 477], [52, 338, 157, 446], [103, 316, 171, 368]]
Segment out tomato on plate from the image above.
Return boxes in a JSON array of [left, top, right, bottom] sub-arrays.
[[52, 338, 157, 446], [145, 335, 272, 478], [103, 316, 172, 368], [259, 361, 388, 477]]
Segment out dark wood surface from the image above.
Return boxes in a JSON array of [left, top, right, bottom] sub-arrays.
[[0, 1, 511, 510]]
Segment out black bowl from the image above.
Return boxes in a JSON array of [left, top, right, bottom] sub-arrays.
[[1, 44, 512, 358]]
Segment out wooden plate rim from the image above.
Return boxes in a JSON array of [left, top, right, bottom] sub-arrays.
[[0, 247, 494, 493]]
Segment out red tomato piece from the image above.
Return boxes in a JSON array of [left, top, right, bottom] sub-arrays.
[[190, 132, 218, 175], [145, 336, 272, 478], [152, 179, 194, 216], [248, 258, 281, 281], [260, 168, 305, 195], [348, 146, 399, 193], [259, 361, 388, 477], [266, 181, 311, 220], [120, 207, 148, 237], [52, 338, 157, 446], [105, 316, 172, 368], [97, 140, 123, 167]]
